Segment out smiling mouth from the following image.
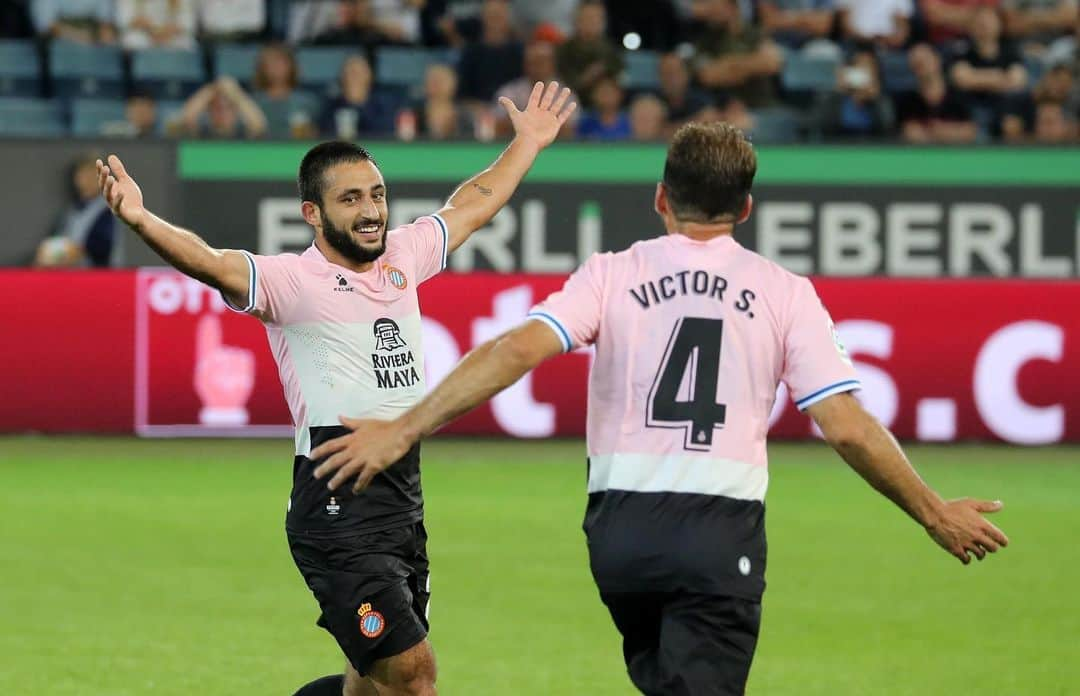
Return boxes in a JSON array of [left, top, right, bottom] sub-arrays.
[[352, 222, 382, 239]]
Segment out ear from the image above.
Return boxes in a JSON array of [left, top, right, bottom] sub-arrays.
[[736, 194, 753, 224], [301, 200, 322, 229], [654, 182, 667, 217]]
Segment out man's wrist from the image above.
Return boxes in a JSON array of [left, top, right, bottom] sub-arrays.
[[510, 134, 543, 157]]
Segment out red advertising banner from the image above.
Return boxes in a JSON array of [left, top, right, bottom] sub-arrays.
[[1, 270, 1077, 444]]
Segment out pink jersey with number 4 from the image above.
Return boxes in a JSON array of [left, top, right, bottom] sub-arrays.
[[528, 232, 860, 598]]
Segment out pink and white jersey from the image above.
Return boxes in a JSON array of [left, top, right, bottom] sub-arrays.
[[228, 214, 448, 535], [529, 233, 858, 598]]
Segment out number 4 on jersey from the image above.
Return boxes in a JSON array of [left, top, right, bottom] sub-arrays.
[[647, 317, 727, 451]]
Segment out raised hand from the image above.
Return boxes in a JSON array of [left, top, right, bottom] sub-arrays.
[[97, 154, 146, 229], [499, 81, 577, 150], [925, 498, 1009, 564]]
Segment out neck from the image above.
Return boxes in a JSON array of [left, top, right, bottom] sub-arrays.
[[665, 217, 736, 241], [315, 236, 375, 274]]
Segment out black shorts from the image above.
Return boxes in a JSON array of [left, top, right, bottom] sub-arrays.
[[601, 592, 761, 696], [288, 522, 431, 676]]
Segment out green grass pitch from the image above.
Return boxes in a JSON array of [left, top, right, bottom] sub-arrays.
[[1, 437, 1077, 695]]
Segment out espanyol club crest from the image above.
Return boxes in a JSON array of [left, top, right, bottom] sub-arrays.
[[357, 602, 385, 638], [384, 264, 408, 290]]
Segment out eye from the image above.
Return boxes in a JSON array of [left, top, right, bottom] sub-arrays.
[[343, 195, 358, 204], [373, 192, 385, 201]]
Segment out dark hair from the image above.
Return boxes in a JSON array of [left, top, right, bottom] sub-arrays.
[[298, 141, 378, 206], [662, 122, 756, 223]]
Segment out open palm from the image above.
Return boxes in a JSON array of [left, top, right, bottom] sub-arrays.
[[499, 81, 576, 149], [97, 154, 146, 228]]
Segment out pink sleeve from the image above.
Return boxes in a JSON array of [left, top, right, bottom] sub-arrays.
[[528, 253, 606, 352], [393, 214, 449, 284], [222, 251, 301, 325], [782, 278, 860, 411]]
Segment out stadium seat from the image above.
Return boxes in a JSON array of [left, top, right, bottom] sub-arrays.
[[0, 40, 42, 97], [0, 97, 65, 136], [749, 107, 802, 144], [48, 41, 124, 100], [623, 50, 660, 91], [781, 53, 839, 94], [375, 47, 456, 93], [296, 46, 354, 96], [131, 48, 206, 100], [157, 99, 186, 136], [213, 43, 262, 85], [879, 50, 918, 94], [1024, 55, 1044, 85], [70, 98, 128, 136]]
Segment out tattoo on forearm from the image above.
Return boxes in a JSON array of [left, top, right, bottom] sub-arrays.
[[473, 183, 493, 196]]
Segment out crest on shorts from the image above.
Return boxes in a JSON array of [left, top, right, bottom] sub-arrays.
[[373, 318, 407, 352], [358, 602, 386, 638], [384, 264, 408, 290]]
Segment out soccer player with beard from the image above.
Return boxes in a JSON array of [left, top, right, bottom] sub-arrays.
[[96, 81, 576, 696]]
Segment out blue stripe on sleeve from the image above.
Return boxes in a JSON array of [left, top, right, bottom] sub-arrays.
[[431, 213, 449, 270], [795, 379, 861, 410], [527, 312, 573, 353]]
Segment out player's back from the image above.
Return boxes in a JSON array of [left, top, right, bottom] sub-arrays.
[[530, 232, 858, 599]]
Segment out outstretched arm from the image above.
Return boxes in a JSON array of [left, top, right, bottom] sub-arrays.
[[437, 81, 576, 252], [807, 392, 1009, 564], [97, 154, 250, 306], [311, 320, 565, 492]]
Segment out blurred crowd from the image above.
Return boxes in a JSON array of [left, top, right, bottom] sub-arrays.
[[1, 0, 1078, 144]]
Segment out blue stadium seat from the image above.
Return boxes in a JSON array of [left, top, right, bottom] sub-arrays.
[[157, 99, 186, 136], [48, 41, 124, 99], [70, 98, 127, 136], [0, 40, 42, 97], [296, 46, 355, 96], [131, 48, 206, 100], [213, 43, 262, 84], [375, 47, 455, 91], [1024, 55, 1045, 85], [623, 50, 660, 91], [749, 107, 802, 144], [0, 97, 65, 136], [879, 50, 918, 94], [781, 53, 839, 94]]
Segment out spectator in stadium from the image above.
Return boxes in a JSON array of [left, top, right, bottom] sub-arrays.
[[457, 0, 524, 103], [814, 47, 896, 137], [286, 0, 342, 43], [411, 63, 474, 139], [758, 0, 837, 51], [1002, 0, 1078, 50], [115, 0, 197, 50], [251, 44, 320, 138], [428, 0, 486, 47], [173, 75, 268, 138], [319, 55, 396, 138], [30, 0, 117, 44], [898, 54, 979, 141], [34, 154, 116, 268], [949, 6, 1029, 136], [837, 0, 912, 49], [1030, 97, 1078, 140], [370, 0, 425, 44], [511, 0, 579, 38], [657, 52, 717, 133], [1, 0, 34, 38], [310, 0, 399, 48], [556, 0, 624, 103], [693, 0, 783, 109], [603, 0, 683, 51], [576, 73, 631, 139], [495, 40, 578, 136], [920, 0, 996, 48], [124, 91, 159, 137], [195, 0, 266, 43], [628, 93, 668, 141]]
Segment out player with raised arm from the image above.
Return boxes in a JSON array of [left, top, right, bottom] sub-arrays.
[[310, 123, 1010, 695], [97, 81, 575, 696]]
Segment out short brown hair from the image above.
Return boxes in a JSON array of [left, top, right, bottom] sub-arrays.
[[254, 44, 298, 92], [662, 122, 756, 223]]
